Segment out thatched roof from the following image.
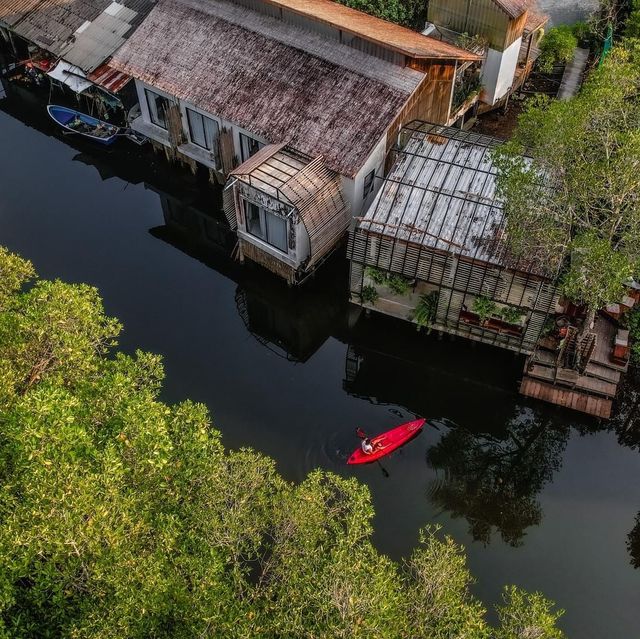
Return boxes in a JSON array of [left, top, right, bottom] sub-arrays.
[[111, 0, 463, 177]]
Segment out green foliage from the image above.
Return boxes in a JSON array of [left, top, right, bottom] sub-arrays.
[[413, 291, 439, 330], [626, 0, 640, 37], [500, 306, 525, 325], [365, 266, 386, 285], [387, 274, 412, 296], [360, 284, 379, 305], [538, 26, 578, 73], [473, 296, 498, 323], [561, 231, 635, 316], [0, 246, 34, 309], [0, 247, 566, 638], [625, 305, 640, 365], [334, 0, 426, 29], [495, 586, 566, 639], [493, 41, 640, 320]]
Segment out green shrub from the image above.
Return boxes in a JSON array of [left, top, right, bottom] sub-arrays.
[[626, 306, 640, 365], [538, 26, 578, 73], [413, 291, 439, 330], [473, 296, 498, 323], [360, 284, 379, 305]]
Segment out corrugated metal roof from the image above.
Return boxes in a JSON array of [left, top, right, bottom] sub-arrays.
[[359, 122, 549, 276], [112, 0, 426, 177], [262, 0, 482, 60], [0, 0, 155, 73], [88, 61, 132, 93]]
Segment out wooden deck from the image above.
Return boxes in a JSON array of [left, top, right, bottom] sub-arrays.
[[521, 314, 626, 419], [520, 378, 612, 419]]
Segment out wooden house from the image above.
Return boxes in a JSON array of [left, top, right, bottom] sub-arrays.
[[110, 0, 481, 222], [348, 121, 561, 355], [223, 144, 350, 285], [426, 0, 548, 108]]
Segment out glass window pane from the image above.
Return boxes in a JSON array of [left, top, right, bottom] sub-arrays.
[[245, 201, 265, 240], [187, 109, 206, 147], [203, 116, 219, 151], [266, 212, 287, 252], [146, 90, 168, 129]]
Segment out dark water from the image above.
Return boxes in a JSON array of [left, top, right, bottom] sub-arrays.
[[1, 84, 639, 637]]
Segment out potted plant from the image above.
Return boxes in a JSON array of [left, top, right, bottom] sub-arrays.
[[473, 296, 498, 325], [500, 306, 524, 326], [360, 285, 379, 305]]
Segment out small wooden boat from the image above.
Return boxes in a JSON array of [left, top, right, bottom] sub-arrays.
[[47, 105, 119, 145], [347, 418, 426, 465]]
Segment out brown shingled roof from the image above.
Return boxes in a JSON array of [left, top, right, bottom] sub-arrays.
[[262, 0, 482, 61], [112, 0, 421, 178]]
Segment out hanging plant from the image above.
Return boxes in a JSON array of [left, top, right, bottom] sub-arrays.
[[473, 296, 498, 323], [413, 291, 439, 331], [360, 285, 379, 305]]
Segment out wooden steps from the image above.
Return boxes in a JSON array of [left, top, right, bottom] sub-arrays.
[[520, 378, 612, 419], [526, 364, 618, 398]]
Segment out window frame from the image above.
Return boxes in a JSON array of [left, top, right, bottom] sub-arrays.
[[145, 88, 169, 130], [363, 169, 376, 200], [244, 199, 288, 253], [185, 107, 219, 152], [240, 132, 264, 163]]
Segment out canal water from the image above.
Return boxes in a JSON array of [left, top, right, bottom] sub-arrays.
[[1, 85, 639, 637]]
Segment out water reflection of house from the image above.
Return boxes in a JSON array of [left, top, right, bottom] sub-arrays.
[[152, 190, 345, 363], [343, 314, 521, 429], [0, 0, 153, 117], [349, 121, 561, 355], [109, 0, 481, 283], [425, 0, 548, 116]]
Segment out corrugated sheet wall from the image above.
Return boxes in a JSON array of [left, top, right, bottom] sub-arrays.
[[428, 0, 512, 51]]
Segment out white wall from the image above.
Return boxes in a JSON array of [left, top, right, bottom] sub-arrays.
[[342, 133, 388, 219], [480, 37, 522, 105]]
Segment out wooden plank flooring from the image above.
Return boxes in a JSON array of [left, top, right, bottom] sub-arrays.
[[520, 378, 612, 419]]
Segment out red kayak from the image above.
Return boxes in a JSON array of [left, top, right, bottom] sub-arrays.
[[347, 418, 426, 465]]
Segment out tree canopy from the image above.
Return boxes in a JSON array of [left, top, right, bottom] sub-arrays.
[[0, 247, 565, 638], [493, 40, 640, 326]]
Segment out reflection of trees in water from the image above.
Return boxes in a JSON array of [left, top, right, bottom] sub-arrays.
[[427, 407, 569, 547], [611, 371, 640, 569], [628, 513, 640, 570]]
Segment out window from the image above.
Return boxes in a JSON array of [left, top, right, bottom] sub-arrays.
[[145, 89, 170, 129], [186, 108, 219, 152], [240, 133, 264, 162], [363, 170, 375, 200], [244, 200, 288, 252]]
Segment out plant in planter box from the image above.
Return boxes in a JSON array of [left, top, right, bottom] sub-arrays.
[[413, 291, 439, 331], [365, 266, 387, 285], [387, 274, 412, 295], [360, 284, 379, 305], [500, 306, 525, 325], [473, 296, 498, 324]]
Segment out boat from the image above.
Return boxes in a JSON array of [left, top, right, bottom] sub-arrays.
[[347, 418, 426, 465], [46, 105, 119, 145]]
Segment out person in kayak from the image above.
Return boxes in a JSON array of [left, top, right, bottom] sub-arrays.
[[356, 428, 385, 455]]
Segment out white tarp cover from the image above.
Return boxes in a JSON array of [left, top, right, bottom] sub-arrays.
[[47, 61, 93, 94]]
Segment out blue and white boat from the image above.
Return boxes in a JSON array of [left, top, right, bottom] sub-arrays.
[[46, 105, 119, 145]]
